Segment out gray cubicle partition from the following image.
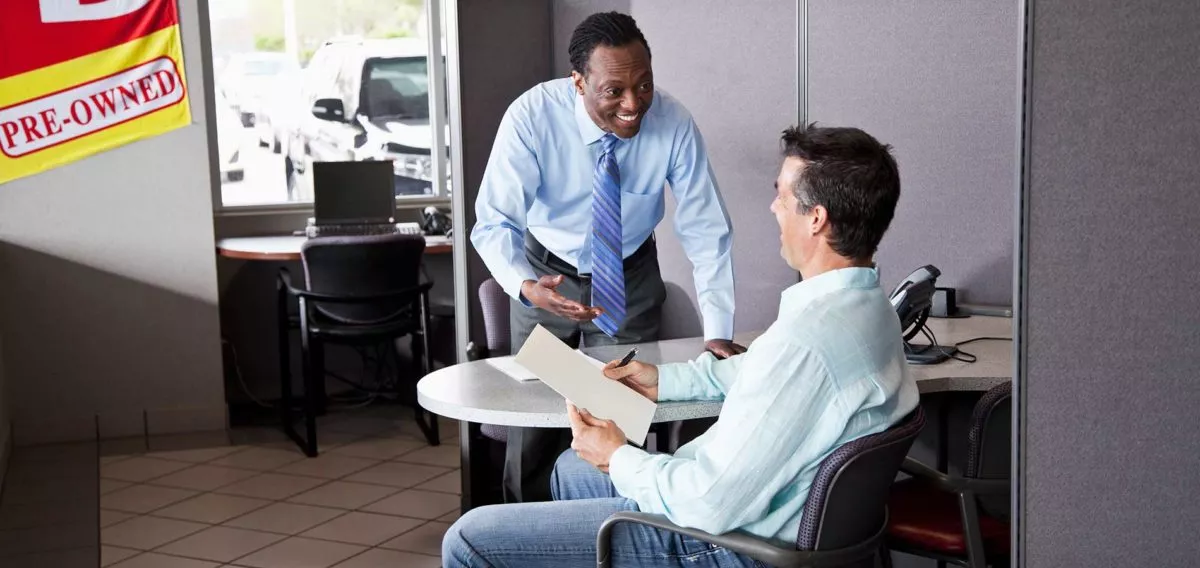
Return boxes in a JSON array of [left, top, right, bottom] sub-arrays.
[[807, 1, 1021, 306], [1017, 0, 1200, 564]]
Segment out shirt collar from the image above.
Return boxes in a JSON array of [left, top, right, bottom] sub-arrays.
[[780, 266, 881, 312], [574, 93, 608, 146]]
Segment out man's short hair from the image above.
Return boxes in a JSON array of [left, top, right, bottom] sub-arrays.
[[568, 12, 651, 76], [781, 124, 901, 261]]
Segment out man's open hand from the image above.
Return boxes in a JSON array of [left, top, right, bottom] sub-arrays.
[[522, 275, 603, 322], [567, 403, 626, 472]]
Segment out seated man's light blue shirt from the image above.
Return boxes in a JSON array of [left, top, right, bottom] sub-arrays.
[[470, 78, 736, 339], [609, 267, 919, 545]]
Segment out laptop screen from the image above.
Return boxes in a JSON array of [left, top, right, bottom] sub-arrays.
[[312, 161, 395, 225]]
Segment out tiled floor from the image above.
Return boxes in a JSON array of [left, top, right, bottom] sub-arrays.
[[92, 412, 460, 568]]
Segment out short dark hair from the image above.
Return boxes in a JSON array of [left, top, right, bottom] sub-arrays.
[[568, 12, 651, 76], [781, 123, 901, 261]]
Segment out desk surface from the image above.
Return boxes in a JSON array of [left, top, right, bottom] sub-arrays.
[[216, 235, 453, 261], [417, 316, 1012, 428]]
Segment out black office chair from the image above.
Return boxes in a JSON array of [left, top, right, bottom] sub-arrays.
[[597, 407, 927, 568], [277, 234, 440, 457], [884, 383, 1011, 567]]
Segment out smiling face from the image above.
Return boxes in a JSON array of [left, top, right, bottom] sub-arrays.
[[571, 42, 654, 139]]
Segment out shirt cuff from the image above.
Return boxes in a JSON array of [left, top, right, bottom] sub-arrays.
[[655, 362, 693, 401], [702, 309, 734, 342], [608, 444, 652, 499], [499, 264, 539, 308]]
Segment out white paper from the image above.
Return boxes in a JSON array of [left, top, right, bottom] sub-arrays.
[[487, 353, 606, 382], [514, 325, 657, 443]]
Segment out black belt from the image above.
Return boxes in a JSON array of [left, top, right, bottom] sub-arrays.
[[525, 234, 655, 278]]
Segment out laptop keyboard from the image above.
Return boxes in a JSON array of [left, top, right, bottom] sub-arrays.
[[305, 222, 423, 238]]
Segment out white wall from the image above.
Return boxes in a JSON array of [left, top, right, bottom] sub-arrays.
[[0, 0, 225, 444]]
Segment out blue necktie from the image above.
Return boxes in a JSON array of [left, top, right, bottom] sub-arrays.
[[591, 133, 625, 337]]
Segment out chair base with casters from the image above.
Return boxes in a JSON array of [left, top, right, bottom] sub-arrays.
[[597, 407, 927, 568], [277, 268, 440, 457]]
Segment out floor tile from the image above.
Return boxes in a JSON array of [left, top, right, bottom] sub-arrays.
[[101, 455, 135, 465], [272, 454, 380, 480], [414, 470, 461, 494], [101, 457, 193, 483], [110, 552, 222, 567], [286, 481, 400, 510], [234, 537, 366, 568], [437, 508, 461, 523], [155, 527, 285, 563], [101, 509, 137, 528], [149, 446, 243, 464], [150, 465, 261, 491], [99, 438, 149, 457], [361, 490, 459, 520], [299, 512, 424, 546], [329, 437, 424, 460], [101, 515, 209, 550], [330, 548, 441, 568], [223, 503, 345, 535], [379, 521, 451, 556], [101, 484, 199, 514], [394, 445, 460, 468], [101, 546, 141, 567], [153, 493, 273, 524], [343, 462, 451, 489], [214, 473, 326, 501], [101, 479, 134, 495], [208, 448, 305, 472]]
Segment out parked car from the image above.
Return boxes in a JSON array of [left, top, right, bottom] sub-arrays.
[[219, 52, 300, 128], [214, 91, 244, 182], [285, 38, 445, 200], [254, 69, 303, 154]]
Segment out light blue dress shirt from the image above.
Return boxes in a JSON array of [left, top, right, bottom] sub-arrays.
[[470, 78, 736, 340], [609, 267, 919, 545]]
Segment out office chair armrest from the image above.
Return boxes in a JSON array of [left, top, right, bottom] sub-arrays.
[[277, 268, 433, 304], [596, 512, 883, 568], [900, 457, 1010, 494]]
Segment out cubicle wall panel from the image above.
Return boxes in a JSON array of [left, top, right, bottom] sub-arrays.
[[807, 1, 1020, 306], [1022, 0, 1200, 564], [629, 0, 799, 337]]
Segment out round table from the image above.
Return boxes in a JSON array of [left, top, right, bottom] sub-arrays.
[[417, 358, 723, 428], [216, 235, 453, 261]]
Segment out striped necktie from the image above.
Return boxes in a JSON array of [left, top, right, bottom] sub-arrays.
[[591, 133, 625, 337]]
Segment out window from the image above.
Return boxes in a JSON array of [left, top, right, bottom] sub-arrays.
[[206, 0, 449, 209]]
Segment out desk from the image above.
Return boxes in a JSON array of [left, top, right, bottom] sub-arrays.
[[419, 316, 1011, 510], [216, 234, 453, 261]]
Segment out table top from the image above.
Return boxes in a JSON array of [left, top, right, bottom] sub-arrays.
[[216, 234, 453, 261], [417, 316, 1013, 427]]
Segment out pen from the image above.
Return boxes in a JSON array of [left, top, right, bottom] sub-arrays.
[[616, 347, 639, 368]]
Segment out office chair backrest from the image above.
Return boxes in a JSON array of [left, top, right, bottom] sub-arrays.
[[301, 234, 425, 324], [479, 278, 510, 355], [966, 382, 1012, 519], [798, 407, 926, 552]]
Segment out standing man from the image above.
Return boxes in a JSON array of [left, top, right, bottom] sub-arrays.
[[471, 11, 743, 503]]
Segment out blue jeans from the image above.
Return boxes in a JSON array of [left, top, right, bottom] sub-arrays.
[[442, 450, 765, 567]]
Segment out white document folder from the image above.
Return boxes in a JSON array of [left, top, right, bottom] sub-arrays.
[[514, 325, 657, 443]]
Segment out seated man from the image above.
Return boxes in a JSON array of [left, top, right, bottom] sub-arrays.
[[442, 124, 919, 568]]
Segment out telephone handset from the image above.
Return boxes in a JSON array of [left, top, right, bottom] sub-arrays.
[[889, 265, 956, 364], [889, 265, 940, 341]]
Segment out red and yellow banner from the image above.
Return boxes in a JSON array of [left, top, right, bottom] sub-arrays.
[[0, 0, 191, 184]]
